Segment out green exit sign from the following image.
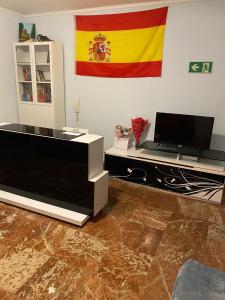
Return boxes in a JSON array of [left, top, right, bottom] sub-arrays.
[[189, 62, 213, 73]]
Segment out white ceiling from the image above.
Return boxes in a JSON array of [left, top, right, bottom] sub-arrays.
[[0, 0, 197, 15]]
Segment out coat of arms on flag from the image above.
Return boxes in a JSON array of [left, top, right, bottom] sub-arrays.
[[89, 33, 111, 62], [75, 7, 168, 78]]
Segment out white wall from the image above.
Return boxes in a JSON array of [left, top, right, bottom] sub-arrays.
[[0, 9, 21, 122], [27, 0, 225, 149]]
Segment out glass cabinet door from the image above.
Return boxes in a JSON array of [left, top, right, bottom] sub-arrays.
[[15, 45, 33, 102], [34, 44, 52, 103]]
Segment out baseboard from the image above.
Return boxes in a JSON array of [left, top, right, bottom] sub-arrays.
[[0, 190, 90, 226]]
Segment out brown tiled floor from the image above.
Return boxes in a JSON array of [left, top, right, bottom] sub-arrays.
[[0, 178, 225, 299]]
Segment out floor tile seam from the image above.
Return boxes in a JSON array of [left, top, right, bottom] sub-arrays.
[[154, 240, 204, 259], [14, 259, 84, 299], [167, 211, 213, 225]]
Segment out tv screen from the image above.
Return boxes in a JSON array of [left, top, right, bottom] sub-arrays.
[[154, 112, 214, 150]]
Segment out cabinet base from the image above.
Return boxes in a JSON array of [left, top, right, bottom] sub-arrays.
[[0, 190, 90, 226]]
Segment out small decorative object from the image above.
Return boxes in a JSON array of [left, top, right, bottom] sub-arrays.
[[19, 23, 36, 42], [115, 125, 132, 139], [38, 70, 45, 81], [22, 84, 33, 101], [47, 51, 50, 63], [37, 86, 45, 102], [23, 67, 31, 81], [45, 86, 51, 102], [114, 125, 132, 150], [37, 34, 52, 42], [37, 85, 51, 103], [131, 117, 149, 147], [36, 71, 40, 81], [74, 97, 80, 121]]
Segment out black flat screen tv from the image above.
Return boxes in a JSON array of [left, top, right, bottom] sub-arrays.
[[154, 112, 214, 150]]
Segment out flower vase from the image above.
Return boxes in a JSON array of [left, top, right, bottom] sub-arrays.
[[131, 117, 149, 149]]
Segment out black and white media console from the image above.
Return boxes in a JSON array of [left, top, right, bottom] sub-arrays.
[[0, 123, 108, 226], [105, 145, 225, 204]]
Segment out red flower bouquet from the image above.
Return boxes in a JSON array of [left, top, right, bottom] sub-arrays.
[[131, 117, 149, 147]]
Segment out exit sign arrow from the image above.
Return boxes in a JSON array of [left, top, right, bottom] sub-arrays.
[[191, 63, 199, 71], [189, 62, 213, 73]]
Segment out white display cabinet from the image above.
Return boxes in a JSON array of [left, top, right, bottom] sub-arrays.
[[14, 42, 65, 129]]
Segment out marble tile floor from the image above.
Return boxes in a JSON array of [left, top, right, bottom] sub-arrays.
[[0, 178, 225, 299]]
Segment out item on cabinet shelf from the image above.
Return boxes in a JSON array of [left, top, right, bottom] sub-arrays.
[[19, 23, 36, 42], [37, 86, 45, 102], [131, 117, 149, 147], [36, 70, 40, 81], [47, 51, 50, 63], [22, 84, 33, 101], [37, 85, 51, 103], [37, 34, 52, 42], [36, 49, 49, 64], [114, 125, 132, 150], [23, 67, 31, 81], [37, 70, 45, 81], [45, 86, 51, 102]]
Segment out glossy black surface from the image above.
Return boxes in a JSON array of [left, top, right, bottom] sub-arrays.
[[0, 126, 93, 215], [154, 112, 214, 150], [0, 123, 84, 140], [105, 154, 224, 201]]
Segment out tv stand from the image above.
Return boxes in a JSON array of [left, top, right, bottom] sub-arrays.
[[153, 149, 200, 162], [176, 153, 199, 162], [129, 147, 225, 172], [105, 146, 225, 204], [139, 140, 225, 162]]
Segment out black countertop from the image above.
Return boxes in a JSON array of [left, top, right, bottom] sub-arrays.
[[0, 123, 84, 140]]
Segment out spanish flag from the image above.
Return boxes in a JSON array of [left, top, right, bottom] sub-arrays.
[[75, 7, 168, 78]]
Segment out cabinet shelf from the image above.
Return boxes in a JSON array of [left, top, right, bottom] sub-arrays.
[[19, 100, 34, 104], [17, 62, 31, 65], [14, 42, 65, 129], [18, 101, 52, 106], [36, 63, 50, 66]]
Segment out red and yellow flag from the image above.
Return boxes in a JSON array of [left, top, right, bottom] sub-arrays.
[[75, 7, 168, 78]]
